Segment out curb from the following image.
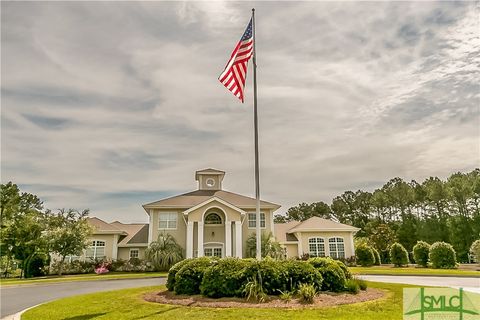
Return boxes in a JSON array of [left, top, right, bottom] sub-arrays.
[[1, 276, 166, 288], [355, 273, 480, 278], [1, 303, 43, 320]]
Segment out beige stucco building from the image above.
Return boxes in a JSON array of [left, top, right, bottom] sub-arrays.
[[77, 168, 359, 261]]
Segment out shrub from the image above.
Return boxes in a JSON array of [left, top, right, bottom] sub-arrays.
[[166, 258, 193, 291], [355, 245, 375, 267], [356, 278, 368, 291], [243, 258, 289, 295], [174, 257, 215, 295], [429, 242, 457, 269], [279, 290, 293, 302], [200, 258, 251, 298], [146, 233, 183, 271], [297, 283, 316, 304], [309, 257, 350, 279], [243, 276, 267, 302], [372, 248, 381, 266], [413, 241, 430, 267], [389, 243, 409, 267], [308, 257, 346, 292], [470, 240, 480, 263], [344, 279, 360, 294], [283, 259, 323, 292]]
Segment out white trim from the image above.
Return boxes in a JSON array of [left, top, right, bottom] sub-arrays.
[[186, 221, 194, 258], [287, 227, 360, 233], [118, 243, 148, 248], [183, 197, 246, 216], [197, 221, 204, 257], [270, 210, 274, 234], [235, 220, 242, 258], [225, 220, 232, 257]]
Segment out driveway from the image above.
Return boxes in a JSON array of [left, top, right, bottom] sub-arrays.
[[0, 277, 166, 318], [359, 275, 480, 293]]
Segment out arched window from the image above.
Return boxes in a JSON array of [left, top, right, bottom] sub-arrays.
[[328, 237, 345, 259], [205, 212, 222, 225], [308, 238, 325, 257]]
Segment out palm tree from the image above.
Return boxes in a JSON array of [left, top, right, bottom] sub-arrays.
[[145, 233, 183, 271], [246, 231, 285, 259]]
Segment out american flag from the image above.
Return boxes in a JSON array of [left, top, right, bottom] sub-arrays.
[[219, 18, 254, 103]]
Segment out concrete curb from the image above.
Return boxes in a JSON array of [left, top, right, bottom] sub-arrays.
[[1, 303, 43, 320]]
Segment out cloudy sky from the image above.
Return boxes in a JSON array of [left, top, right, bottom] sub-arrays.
[[2, 1, 479, 223]]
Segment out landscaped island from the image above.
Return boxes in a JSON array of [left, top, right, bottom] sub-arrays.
[[146, 256, 379, 307]]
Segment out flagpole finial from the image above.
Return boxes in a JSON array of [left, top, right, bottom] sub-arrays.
[[252, 8, 255, 12]]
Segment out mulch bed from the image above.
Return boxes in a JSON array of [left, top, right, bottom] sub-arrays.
[[143, 288, 386, 309]]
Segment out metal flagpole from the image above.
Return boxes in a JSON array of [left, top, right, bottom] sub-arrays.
[[252, 8, 261, 261]]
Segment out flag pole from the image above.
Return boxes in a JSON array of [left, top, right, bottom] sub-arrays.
[[252, 8, 261, 261]]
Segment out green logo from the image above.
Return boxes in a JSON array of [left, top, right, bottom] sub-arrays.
[[404, 288, 480, 320]]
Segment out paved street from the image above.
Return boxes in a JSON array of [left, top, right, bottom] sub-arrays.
[[359, 275, 480, 293], [0, 277, 166, 318]]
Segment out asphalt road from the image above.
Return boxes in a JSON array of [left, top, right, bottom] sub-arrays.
[[359, 275, 480, 293], [0, 277, 166, 318]]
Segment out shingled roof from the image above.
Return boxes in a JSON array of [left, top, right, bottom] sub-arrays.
[[143, 189, 280, 211], [87, 217, 126, 235], [110, 221, 148, 246]]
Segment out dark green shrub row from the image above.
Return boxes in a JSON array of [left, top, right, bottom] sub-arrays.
[[167, 256, 357, 298], [355, 245, 375, 267]]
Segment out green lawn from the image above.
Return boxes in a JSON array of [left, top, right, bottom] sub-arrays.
[[350, 266, 480, 277], [0, 272, 167, 286], [22, 282, 411, 320]]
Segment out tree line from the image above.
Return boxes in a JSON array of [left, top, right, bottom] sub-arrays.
[[275, 169, 480, 262], [0, 182, 92, 277]]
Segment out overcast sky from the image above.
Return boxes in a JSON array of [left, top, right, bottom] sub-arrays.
[[2, 1, 479, 223]]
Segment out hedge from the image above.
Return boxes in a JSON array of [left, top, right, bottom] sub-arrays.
[[200, 257, 250, 298], [355, 245, 375, 267], [166, 258, 194, 291], [174, 257, 216, 294], [413, 241, 430, 267], [308, 257, 346, 292], [389, 242, 409, 267], [429, 242, 457, 269]]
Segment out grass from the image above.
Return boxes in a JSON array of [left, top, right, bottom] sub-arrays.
[[350, 266, 480, 277], [22, 282, 411, 320], [0, 272, 167, 286]]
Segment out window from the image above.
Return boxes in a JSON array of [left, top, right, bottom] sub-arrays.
[[204, 247, 222, 258], [159, 212, 177, 229], [85, 240, 106, 259], [328, 237, 345, 259], [308, 238, 325, 257], [129, 249, 139, 259], [205, 213, 222, 225], [248, 212, 266, 228]]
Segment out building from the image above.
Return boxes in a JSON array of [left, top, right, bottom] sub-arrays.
[[77, 168, 359, 261]]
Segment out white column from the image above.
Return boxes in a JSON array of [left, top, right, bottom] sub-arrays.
[[148, 210, 154, 244], [235, 220, 242, 258], [112, 234, 119, 260], [296, 233, 303, 257], [186, 221, 194, 258], [225, 220, 232, 257], [197, 221, 204, 257]]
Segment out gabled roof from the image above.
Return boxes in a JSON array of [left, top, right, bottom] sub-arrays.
[[143, 189, 281, 211], [287, 217, 360, 233], [110, 221, 148, 246], [87, 217, 126, 235], [274, 217, 360, 243]]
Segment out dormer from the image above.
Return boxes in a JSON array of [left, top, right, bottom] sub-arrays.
[[195, 168, 225, 191]]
